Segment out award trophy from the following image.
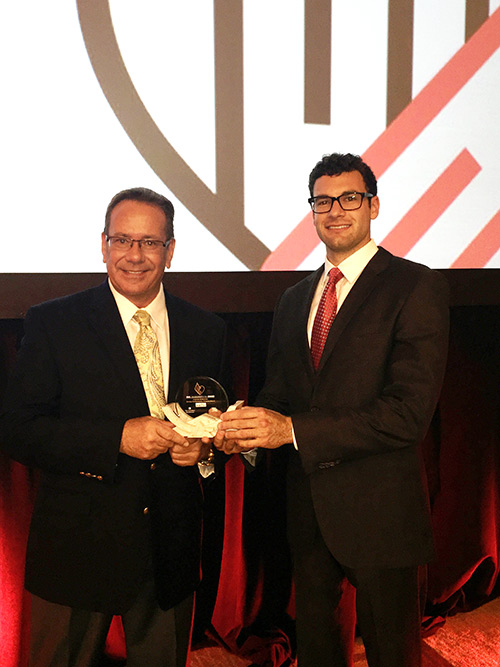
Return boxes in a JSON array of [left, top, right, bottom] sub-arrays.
[[163, 377, 242, 438], [177, 376, 229, 417]]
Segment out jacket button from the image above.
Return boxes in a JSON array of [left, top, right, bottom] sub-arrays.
[[143, 507, 149, 515], [150, 463, 157, 471]]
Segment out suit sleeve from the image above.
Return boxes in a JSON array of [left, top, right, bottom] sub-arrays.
[[263, 269, 450, 474], [0, 306, 124, 480], [255, 291, 293, 416]]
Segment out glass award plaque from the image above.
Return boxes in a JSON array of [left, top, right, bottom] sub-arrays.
[[176, 376, 229, 417], [163, 377, 237, 438]]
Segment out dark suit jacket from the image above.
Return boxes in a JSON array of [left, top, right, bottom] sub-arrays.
[[0, 281, 228, 613], [257, 247, 449, 569]]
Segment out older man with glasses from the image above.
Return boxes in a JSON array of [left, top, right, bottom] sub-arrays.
[[1, 187, 229, 666]]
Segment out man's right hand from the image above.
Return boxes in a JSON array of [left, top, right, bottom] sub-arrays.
[[119, 416, 186, 460]]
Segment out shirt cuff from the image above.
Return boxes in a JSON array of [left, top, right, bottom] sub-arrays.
[[292, 420, 299, 450], [198, 462, 215, 478], [241, 449, 259, 467]]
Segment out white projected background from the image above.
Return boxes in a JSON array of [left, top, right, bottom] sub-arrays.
[[2, 1, 500, 272]]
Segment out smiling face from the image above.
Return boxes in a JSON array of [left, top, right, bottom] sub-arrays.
[[312, 170, 379, 265], [101, 199, 175, 307]]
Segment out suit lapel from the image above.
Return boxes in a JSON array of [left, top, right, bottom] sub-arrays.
[[86, 282, 148, 412], [164, 292, 192, 402], [294, 268, 323, 378], [165, 293, 179, 402], [316, 248, 392, 373]]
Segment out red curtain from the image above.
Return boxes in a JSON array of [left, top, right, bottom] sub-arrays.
[[424, 307, 500, 629], [0, 458, 35, 667]]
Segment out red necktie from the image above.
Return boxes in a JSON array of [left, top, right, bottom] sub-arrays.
[[310, 267, 344, 369]]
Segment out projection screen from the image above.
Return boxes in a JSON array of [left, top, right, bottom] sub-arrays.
[[2, 0, 500, 273]]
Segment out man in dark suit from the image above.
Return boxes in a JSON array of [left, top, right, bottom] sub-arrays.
[[216, 153, 449, 666], [0, 187, 228, 666]]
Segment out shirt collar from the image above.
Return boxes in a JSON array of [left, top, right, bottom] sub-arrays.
[[108, 280, 166, 329], [324, 239, 378, 285]]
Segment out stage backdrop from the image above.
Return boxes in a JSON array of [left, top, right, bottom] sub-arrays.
[[1, 296, 499, 666]]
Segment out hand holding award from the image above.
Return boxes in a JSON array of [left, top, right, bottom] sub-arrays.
[[163, 377, 243, 438]]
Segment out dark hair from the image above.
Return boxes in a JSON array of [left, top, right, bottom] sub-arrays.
[[104, 187, 175, 239], [308, 153, 378, 198]]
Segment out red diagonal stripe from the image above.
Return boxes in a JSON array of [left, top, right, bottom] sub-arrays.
[[451, 209, 500, 268], [260, 6, 500, 271], [381, 149, 481, 256], [365, 5, 500, 177], [259, 211, 315, 271]]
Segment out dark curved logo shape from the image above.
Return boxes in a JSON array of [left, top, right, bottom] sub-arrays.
[[77, 0, 270, 270]]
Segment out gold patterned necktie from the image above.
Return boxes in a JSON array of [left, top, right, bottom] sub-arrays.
[[133, 310, 166, 419]]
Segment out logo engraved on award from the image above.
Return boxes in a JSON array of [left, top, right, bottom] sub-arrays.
[[178, 377, 228, 417], [194, 382, 206, 396], [163, 377, 239, 438]]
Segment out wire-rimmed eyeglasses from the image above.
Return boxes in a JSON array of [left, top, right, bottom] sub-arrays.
[[106, 236, 171, 253]]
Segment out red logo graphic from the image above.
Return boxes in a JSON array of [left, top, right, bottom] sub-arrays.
[[261, 7, 500, 271]]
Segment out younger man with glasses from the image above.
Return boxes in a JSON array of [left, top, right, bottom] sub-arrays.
[[216, 153, 449, 666]]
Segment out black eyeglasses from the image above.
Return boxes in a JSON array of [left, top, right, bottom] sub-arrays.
[[308, 192, 374, 213], [106, 236, 170, 253]]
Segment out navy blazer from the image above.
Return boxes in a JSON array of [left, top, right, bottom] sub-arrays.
[[0, 281, 228, 613], [258, 248, 450, 569]]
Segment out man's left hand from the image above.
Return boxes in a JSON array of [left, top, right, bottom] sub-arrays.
[[169, 436, 211, 467]]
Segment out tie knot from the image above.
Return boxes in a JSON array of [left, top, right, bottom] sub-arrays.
[[133, 309, 151, 327], [328, 267, 343, 286]]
